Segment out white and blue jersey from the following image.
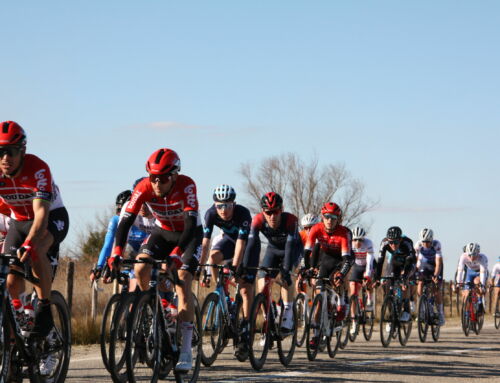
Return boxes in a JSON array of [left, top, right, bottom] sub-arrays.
[[491, 262, 500, 287], [97, 202, 155, 268], [415, 240, 442, 275], [456, 252, 489, 287]]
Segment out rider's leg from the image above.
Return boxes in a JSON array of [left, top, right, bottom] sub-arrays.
[[134, 253, 153, 291], [208, 250, 224, 282]]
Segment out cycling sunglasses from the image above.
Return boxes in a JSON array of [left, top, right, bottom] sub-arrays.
[[215, 203, 234, 210], [388, 239, 401, 245], [149, 173, 174, 184], [0, 146, 22, 158], [263, 209, 281, 216], [322, 213, 339, 220]]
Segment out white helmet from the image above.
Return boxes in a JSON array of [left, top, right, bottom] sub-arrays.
[[419, 228, 434, 242], [213, 184, 236, 202], [465, 242, 480, 256], [352, 226, 366, 240], [301, 213, 319, 228]]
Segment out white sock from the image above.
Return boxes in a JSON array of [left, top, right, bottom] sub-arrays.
[[180, 321, 193, 354]]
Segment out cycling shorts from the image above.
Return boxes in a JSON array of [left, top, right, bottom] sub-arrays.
[[210, 233, 236, 261], [349, 263, 365, 283], [139, 225, 202, 275], [463, 269, 480, 290]]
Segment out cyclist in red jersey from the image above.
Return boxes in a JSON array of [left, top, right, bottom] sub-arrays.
[[109, 148, 202, 373], [304, 202, 354, 349], [0, 121, 69, 339]]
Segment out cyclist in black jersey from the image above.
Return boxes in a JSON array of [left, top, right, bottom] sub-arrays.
[[199, 184, 254, 360], [243, 192, 302, 338], [376, 226, 416, 322]]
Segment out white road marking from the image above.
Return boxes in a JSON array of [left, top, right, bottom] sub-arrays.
[[70, 356, 103, 363], [216, 371, 309, 382]]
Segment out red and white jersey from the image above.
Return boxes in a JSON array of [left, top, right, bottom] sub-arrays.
[[0, 154, 64, 221], [0, 214, 10, 237], [126, 175, 200, 232], [352, 237, 375, 275], [305, 223, 351, 257]]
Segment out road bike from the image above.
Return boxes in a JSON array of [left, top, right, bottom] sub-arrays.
[[124, 258, 201, 383], [248, 266, 297, 371], [460, 282, 484, 336], [493, 287, 500, 330], [305, 276, 344, 361], [417, 278, 440, 343], [0, 253, 71, 383], [293, 268, 314, 347], [348, 279, 375, 342], [379, 276, 412, 347], [199, 263, 244, 366]]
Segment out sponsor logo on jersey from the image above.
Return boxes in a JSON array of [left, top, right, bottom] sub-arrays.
[[129, 191, 142, 207], [2, 193, 33, 201], [53, 220, 65, 231], [184, 184, 196, 208], [34, 169, 48, 191]]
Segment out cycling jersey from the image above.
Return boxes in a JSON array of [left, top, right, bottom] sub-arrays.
[[376, 236, 416, 280], [456, 253, 488, 286], [491, 262, 500, 287], [125, 175, 200, 231], [203, 204, 251, 242], [299, 230, 308, 246], [243, 212, 301, 272], [0, 154, 64, 220], [97, 202, 155, 269], [352, 237, 375, 277]]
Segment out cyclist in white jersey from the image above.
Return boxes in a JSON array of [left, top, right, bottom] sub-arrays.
[[350, 226, 375, 310], [490, 256, 500, 313], [456, 242, 488, 313], [415, 228, 445, 325]]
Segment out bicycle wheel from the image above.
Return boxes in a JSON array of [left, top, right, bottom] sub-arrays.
[[495, 294, 500, 330], [294, 293, 308, 347], [398, 310, 412, 346], [109, 293, 137, 383], [362, 292, 374, 341], [430, 299, 440, 342], [417, 295, 429, 343], [339, 316, 349, 349], [174, 295, 202, 383], [326, 305, 342, 359], [348, 295, 360, 342], [100, 293, 121, 372], [305, 293, 323, 361], [461, 295, 471, 336], [474, 300, 484, 335], [200, 292, 223, 367], [380, 296, 395, 347], [248, 293, 269, 371], [232, 293, 245, 360], [126, 292, 159, 383], [0, 301, 11, 382], [277, 300, 297, 367]]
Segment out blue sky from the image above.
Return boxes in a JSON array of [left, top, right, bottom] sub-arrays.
[[1, 1, 499, 278]]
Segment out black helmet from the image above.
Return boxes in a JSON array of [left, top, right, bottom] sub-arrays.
[[260, 192, 283, 210], [116, 190, 132, 206], [386, 226, 402, 240]]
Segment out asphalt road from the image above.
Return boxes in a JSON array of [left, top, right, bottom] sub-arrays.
[[67, 321, 500, 383]]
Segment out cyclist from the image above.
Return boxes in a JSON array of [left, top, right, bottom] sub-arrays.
[[376, 226, 416, 322], [299, 213, 319, 246], [490, 256, 500, 314], [109, 148, 202, 373], [414, 228, 445, 325], [350, 226, 375, 314], [456, 242, 488, 314], [199, 184, 253, 359], [0, 121, 69, 339], [304, 202, 354, 349], [91, 184, 156, 287], [243, 192, 302, 339]]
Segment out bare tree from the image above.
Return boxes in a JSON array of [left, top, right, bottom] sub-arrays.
[[239, 153, 377, 227]]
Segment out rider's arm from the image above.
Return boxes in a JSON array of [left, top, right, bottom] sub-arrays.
[[232, 238, 247, 268], [200, 209, 215, 266], [456, 255, 465, 284], [283, 216, 300, 271], [479, 255, 488, 286], [339, 229, 354, 276], [242, 215, 261, 269], [375, 244, 387, 280], [232, 206, 252, 268], [175, 211, 198, 252], [97, 215, 119, 268], [26, 198, 51, 247], [114, 211, 137, 255], [364, 239, 375, 278]]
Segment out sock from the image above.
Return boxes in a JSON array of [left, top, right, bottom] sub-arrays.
[[180, 321, 193, 354]]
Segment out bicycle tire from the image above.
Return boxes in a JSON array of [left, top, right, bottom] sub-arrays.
[[277, 299, 297, 366], [0, 299, 11, 381], [461, 295, 471, 336], [100, 293, 121, 372], [348, 295, 360, 342], [380, 296, 395, 348], [495, 294, 500, 330], [233, 293, 246, 361], [248, 293, 269, 371], [294, 293, 308, 347], [305, 293, 323, 361], [200, 292, 223, 367], [417, 295, 429, 343], [362, 292, 374, 341]]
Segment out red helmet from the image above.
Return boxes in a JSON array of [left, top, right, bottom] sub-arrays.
[[146, 148, 181, 175], [321, 202, 342, 217], [260, 192, 283, 210], [0, 121, 26, 146]]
